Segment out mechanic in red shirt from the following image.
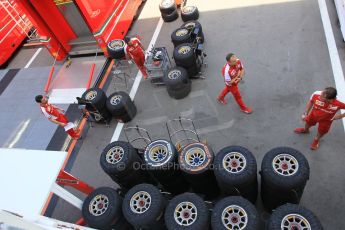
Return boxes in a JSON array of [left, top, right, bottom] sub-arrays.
[[294, 87, 345, 150], [217, 53, 252, 114], [124, 36, 148, 79], [35, 95, 81, 140]]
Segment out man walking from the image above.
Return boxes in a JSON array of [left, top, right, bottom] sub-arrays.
[[294, 87, 345, 150], [217, 53, 252, 114], [124, 36, 148, 79], [35, 95, 81, 140]]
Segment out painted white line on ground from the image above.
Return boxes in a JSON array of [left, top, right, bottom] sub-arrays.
[[110, 18, 164, 142], [318, 0, 345, 132], [24, 48, 42, 68]]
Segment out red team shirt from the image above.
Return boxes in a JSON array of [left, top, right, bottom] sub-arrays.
[[309, 91, 345, 122], [222, 59, 243, 86], [40, 104, 68, 124], [125, 38, 144, 59]]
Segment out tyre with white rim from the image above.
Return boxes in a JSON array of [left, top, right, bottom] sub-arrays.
[[107, 39, 125, 60], [162, 9, 179, 22], [164, 193, 210, 230], [266, 203, 323, 230], [260, 147, 310, 211], [173, 43, 196, 68], [179, 142, 220, 199], [180, 20, 204, 44], [123, 183, 167, 229], [144, 140, 189, 194], [82, 187, 131, 230], [100, 141, 152, 190], [159, 0, 176, 14], [163, 66, 190, 90], [106, 91, 137, 123], [214, 146, 258, 204], [82, 87, 107, 111], [171, 27, 192, 47], [181, 6, 199, 22], [211, 196, 259, 230]]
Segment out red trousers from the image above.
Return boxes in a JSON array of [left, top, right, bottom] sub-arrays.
[[218, 84, 247, 110], [132, 52, 148, 78], [57, 114, 80, 139]]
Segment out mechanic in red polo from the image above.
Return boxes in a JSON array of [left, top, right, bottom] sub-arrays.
[[294, 87, 345, 150], [35, 95, 81, 140], [124, 36, 148, 79], [217, 53, 252, 114]]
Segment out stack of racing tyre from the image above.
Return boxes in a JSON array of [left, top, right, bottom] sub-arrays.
[[180, 6, 199, 22], [143, 139, 190, 194], [82, 187, 132, 230], [159, 0, 178, 22], [163, 66, 191, 99], [172, 21, 204, 78], [106, 91, 137, 123], [100, 141, 154, 192], [178, 142, 220, 200], [260, 147, 310, 211], [214, 146, 258, 204], [81, 87, 112, 123], [107, 39, 126, 60]]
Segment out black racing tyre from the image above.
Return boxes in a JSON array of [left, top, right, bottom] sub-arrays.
[[100, 141, 154, 189], [144, 139, 189, 194], [171, 27, 192, 47], [163, 66, 190, 90], [179, 142, 220, 199], [107, 39, 125, 60], [260, 147, 310, 211], [181, 6, 199, 22], [100, 141, 140, 177], [82, 88, 107, 111], [266, 203, 323, 230], [82, 187, 130, 230], [261, 147, 310, 189], [106, 91, 133, 117], [211, 196, 259, 230], [123, 183, 167, 229], [173, 43, 196, 68], [181, 20, 203, 35], [214, 146, 258, 204], [164, 193, 210, 230], [167, 82, 191, 100], [159, 0, 176, 14], [162, 9, 179, 22]]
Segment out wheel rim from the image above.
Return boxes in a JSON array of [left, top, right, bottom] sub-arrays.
[[168, 69, 181, 79], [272, 154, 299, 176], [149, 144, 168, 163], [85, 90, 97, 101], [106, 146, 124, 164], [174, 202, 197, 226], [182, 6, 195, 13], [130, 191, 151, 214], [221, 205, 248, 229], [89, 194, 109, 216], [281, 214, 311, 230], [110, 40, 124, 49], [110, 95, 122, 105], [185, 147, 205, 167], [178, 46, 192, 55], [223, 152, 247, 173], [176, 28, 189, 37], [161, 0, 173, 7]]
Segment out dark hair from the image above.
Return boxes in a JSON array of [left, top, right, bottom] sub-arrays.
[[226, 53, 235, 61], [35, 95, 43, 103], [124, 36, 131, 43], [324, 87, 337, 100]]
